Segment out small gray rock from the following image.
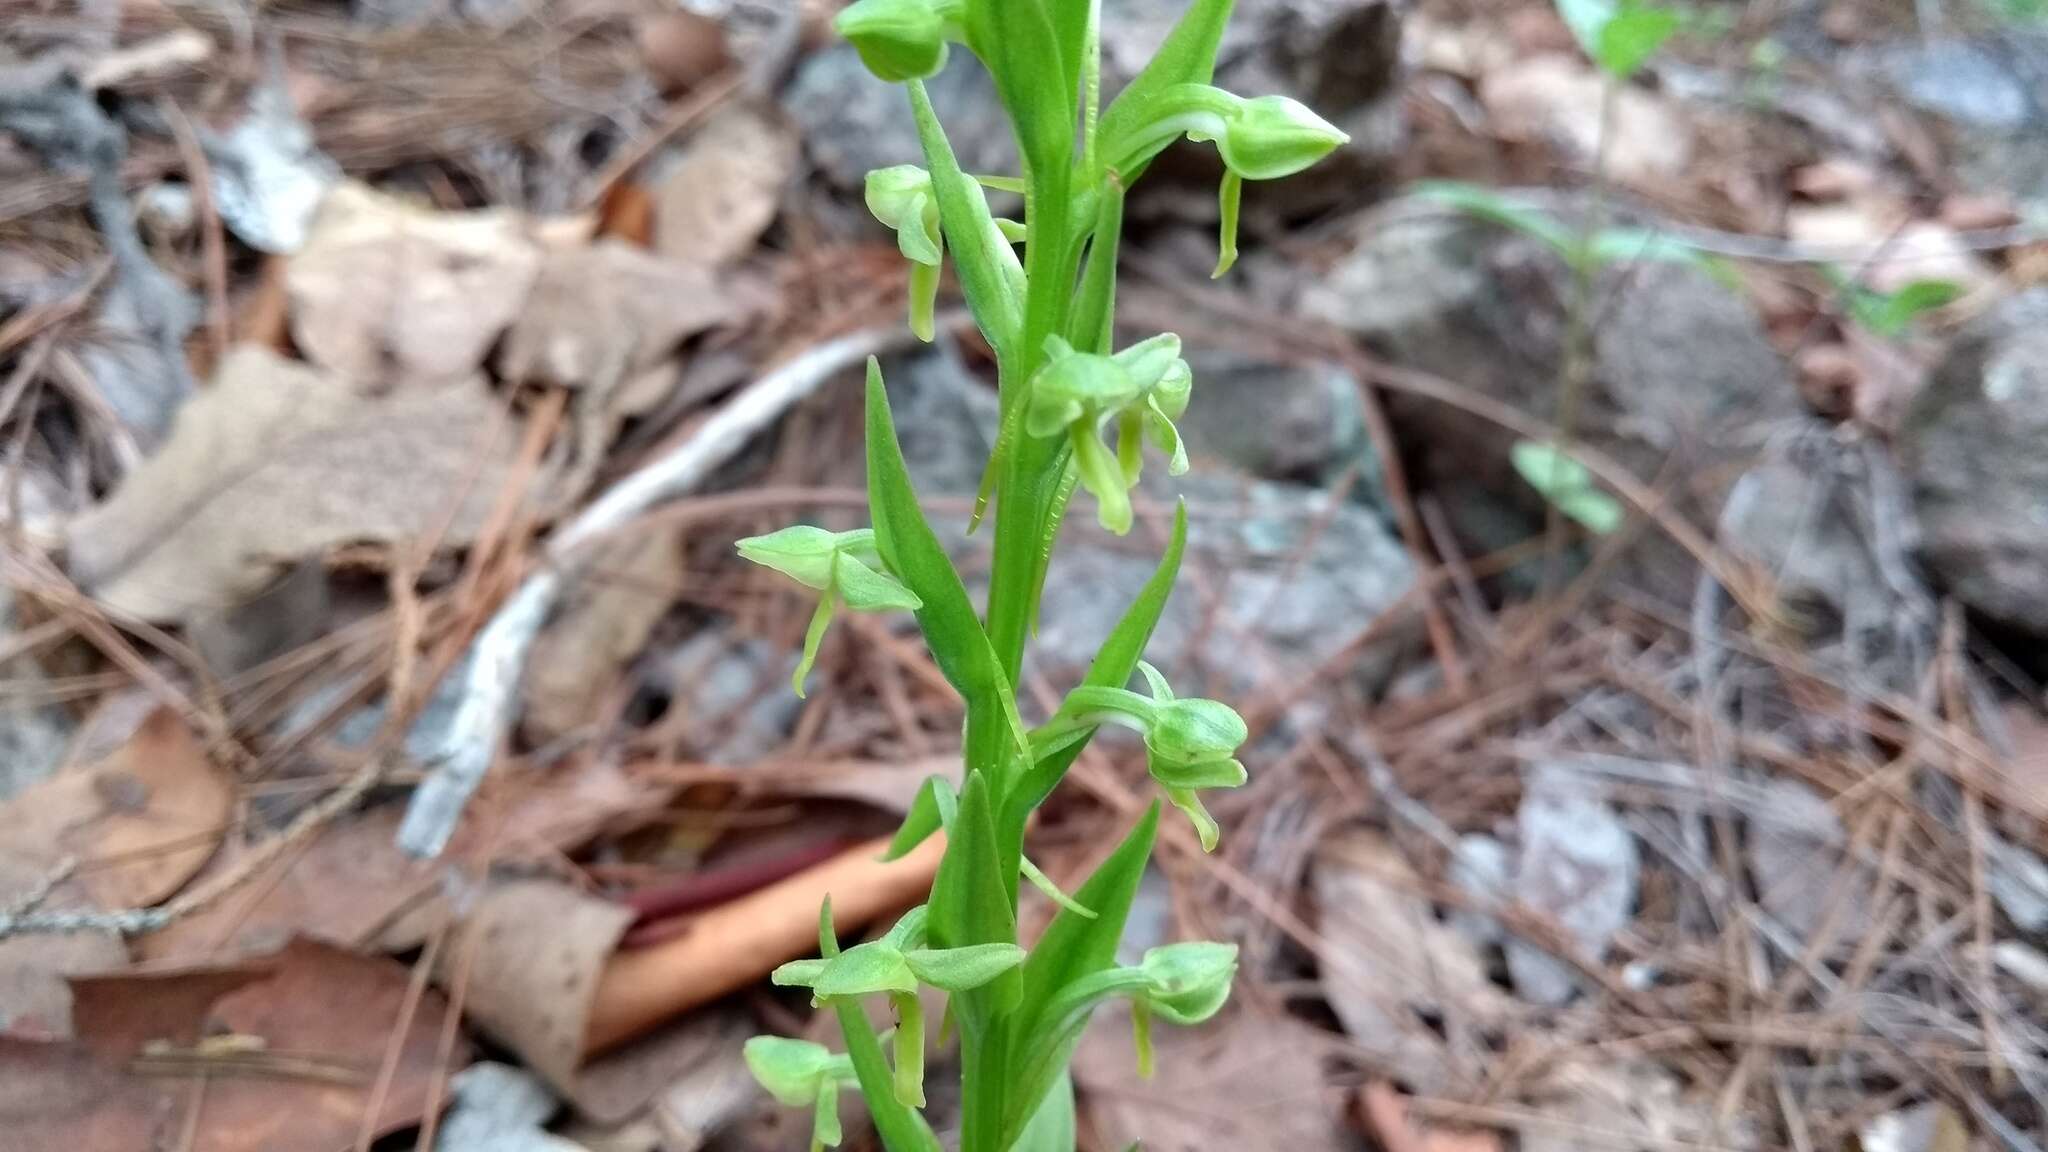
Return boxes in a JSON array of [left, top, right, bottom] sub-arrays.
[[1855, 34, 2048, 205], [435, 1063, 583, 1152], [1177, 348, 1376, 489], [638, 626, 803, 765], [784, 47, 1015, 192], [1898, 290, 2048, 636], [1506, 764, 1638, 1006], [1036, 472, 1416, 693], [1716, 424, 1933, 686], [1447, 832, 1510, 950], [1745, 778, 1869, 943]]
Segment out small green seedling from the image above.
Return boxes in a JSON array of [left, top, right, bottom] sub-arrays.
[[1512, 439, 1623, 536], [1555, 0, 1681, 80], [734, 2, 1347, 1150], [1825, 270, 1964, 339], [1411, 181, 1722, 280]]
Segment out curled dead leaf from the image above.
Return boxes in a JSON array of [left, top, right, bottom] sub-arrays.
[[0, 707, 230, 911], [655, 101, 798, 269], [66, 345, 530, 623], [288, 181, 541, 387], [445, 878, 635, 1093]]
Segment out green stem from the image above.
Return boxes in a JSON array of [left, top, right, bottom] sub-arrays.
[[1542, 77, 1617, 596], [960, 1016, 1009, 1152], [834, 1000, 940, 1152]]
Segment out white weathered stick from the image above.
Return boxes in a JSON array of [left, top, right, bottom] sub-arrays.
[[397, 325, 913, 857]]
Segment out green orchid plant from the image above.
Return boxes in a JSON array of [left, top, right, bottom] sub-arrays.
[[735, 2, 1345, 1149]]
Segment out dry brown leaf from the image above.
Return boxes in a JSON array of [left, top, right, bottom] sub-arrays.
[[1073, 1006, 1344, 1152], [1310, 831, 1509, 1092], [0, 707, 230, 910], [0, 1036, 168, 1152], [2, 939, 468, 1152], [288, 181, 541, 386], [497, 239, 730, 394], [67, 958, 271, 1056], [1477, 55, 1691, 185], [655, 101, 798, 269], [565, 1001, 755, 1128], [137, 801, 443, 962], [66, 344, 529, 623], [474, 756, 680, 863], [446, 878, 635, 1092], [202, 937, 471, 1148]]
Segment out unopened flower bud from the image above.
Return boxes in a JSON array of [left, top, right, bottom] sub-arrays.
[[1215, 95, 1349, 181], [836, 0, 950, 82]]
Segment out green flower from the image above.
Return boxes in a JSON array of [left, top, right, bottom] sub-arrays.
[[1128, 941, 1238, 1077], [743, 1036, 856, 1152], [1023, 336, 1193, 535], [834, 0, 961, 83], [865, 166, 945, 340], [1018, 941, 1238, 1089], [1102, 84, 1347, 276], [1035, 663, 1249, 851], [737, 526, 921, 697], [773, 906, 1025, 1108]]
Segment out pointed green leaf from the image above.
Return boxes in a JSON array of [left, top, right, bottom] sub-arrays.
[[864, 359, 1030, 763], [1002, 804, 1160, 1139], [961, 0, 1075, 182], [902, 942, 1029, 991], [1018, 802, 1158, 1018], [1010, 1069, 1077, 1152], [925, 772, 1020, 1024], [882, 775, 953, 860], [907, 83, 1022, 354], [1510, 439, 1623, 535], [1068, 177, 1126, 353]]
